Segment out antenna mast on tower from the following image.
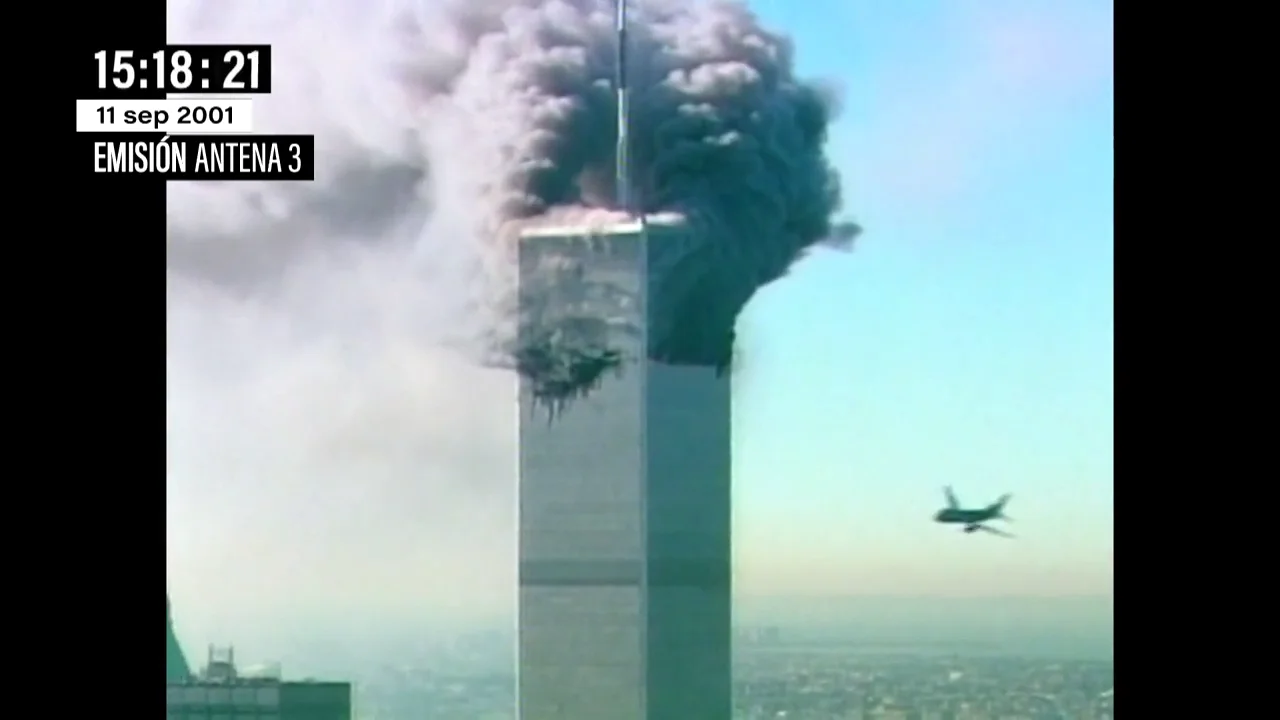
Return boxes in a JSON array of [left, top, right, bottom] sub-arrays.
[[615, 0, 631, 213]]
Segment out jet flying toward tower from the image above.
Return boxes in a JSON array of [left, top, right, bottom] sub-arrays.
[[933, 487, 1014, 537]]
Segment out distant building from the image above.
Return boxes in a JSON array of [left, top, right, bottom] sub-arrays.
[[166, 620, 352, 720], [166, 677, 352, 720], [517, 217, 733, 719], [166, 595, 191, 682]]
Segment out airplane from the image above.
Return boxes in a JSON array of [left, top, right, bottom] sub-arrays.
[[934, 487, 1014, 537]]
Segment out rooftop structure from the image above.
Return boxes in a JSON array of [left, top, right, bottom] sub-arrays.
[[166, 599, 353, 720]]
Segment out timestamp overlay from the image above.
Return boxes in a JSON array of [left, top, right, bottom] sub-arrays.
[[78, 45, 315, 181]]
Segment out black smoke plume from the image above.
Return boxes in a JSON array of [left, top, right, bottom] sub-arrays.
[[166, 0, 857, 406]]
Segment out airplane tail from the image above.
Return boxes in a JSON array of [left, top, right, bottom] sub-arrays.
[[944, 486, 960, 509], [989, 493, 1013, 520]]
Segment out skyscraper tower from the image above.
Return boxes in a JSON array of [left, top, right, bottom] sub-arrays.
[[167, 594, 192, 681], [517, 217, 733, 719]]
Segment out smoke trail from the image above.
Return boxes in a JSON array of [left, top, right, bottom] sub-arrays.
[[166, 0, 852, 625]]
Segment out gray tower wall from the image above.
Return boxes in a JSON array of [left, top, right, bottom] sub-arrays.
[[644, 362, 732, 719]]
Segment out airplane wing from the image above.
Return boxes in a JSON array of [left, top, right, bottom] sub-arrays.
[[975, 524, 1014, 538], [944, 486, 960, 509]]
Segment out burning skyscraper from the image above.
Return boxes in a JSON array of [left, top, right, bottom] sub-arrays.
[[517, 216, 733, 719]]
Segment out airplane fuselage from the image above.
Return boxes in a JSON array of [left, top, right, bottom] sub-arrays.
[[933, 508, 995, 525], [935, 489, 1012, 536]]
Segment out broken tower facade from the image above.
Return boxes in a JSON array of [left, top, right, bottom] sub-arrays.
[[517, 217, 733, 720]]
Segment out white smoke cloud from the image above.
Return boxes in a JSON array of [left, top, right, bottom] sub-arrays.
[[166, 0, 514, 635]]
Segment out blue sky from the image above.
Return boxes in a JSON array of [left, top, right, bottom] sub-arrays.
[[731, 0, 1113, 597]]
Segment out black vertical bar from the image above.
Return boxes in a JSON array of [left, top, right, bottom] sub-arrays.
[[56, 0, 166, 704]]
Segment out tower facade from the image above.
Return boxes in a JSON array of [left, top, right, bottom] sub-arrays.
[[517, 218, 732, 720]]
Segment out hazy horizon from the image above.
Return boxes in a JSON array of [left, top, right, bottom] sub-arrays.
[[171, 595, 1113, 678]]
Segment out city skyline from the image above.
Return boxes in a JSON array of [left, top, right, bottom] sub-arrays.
[[165, 0, 1113, 645]]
